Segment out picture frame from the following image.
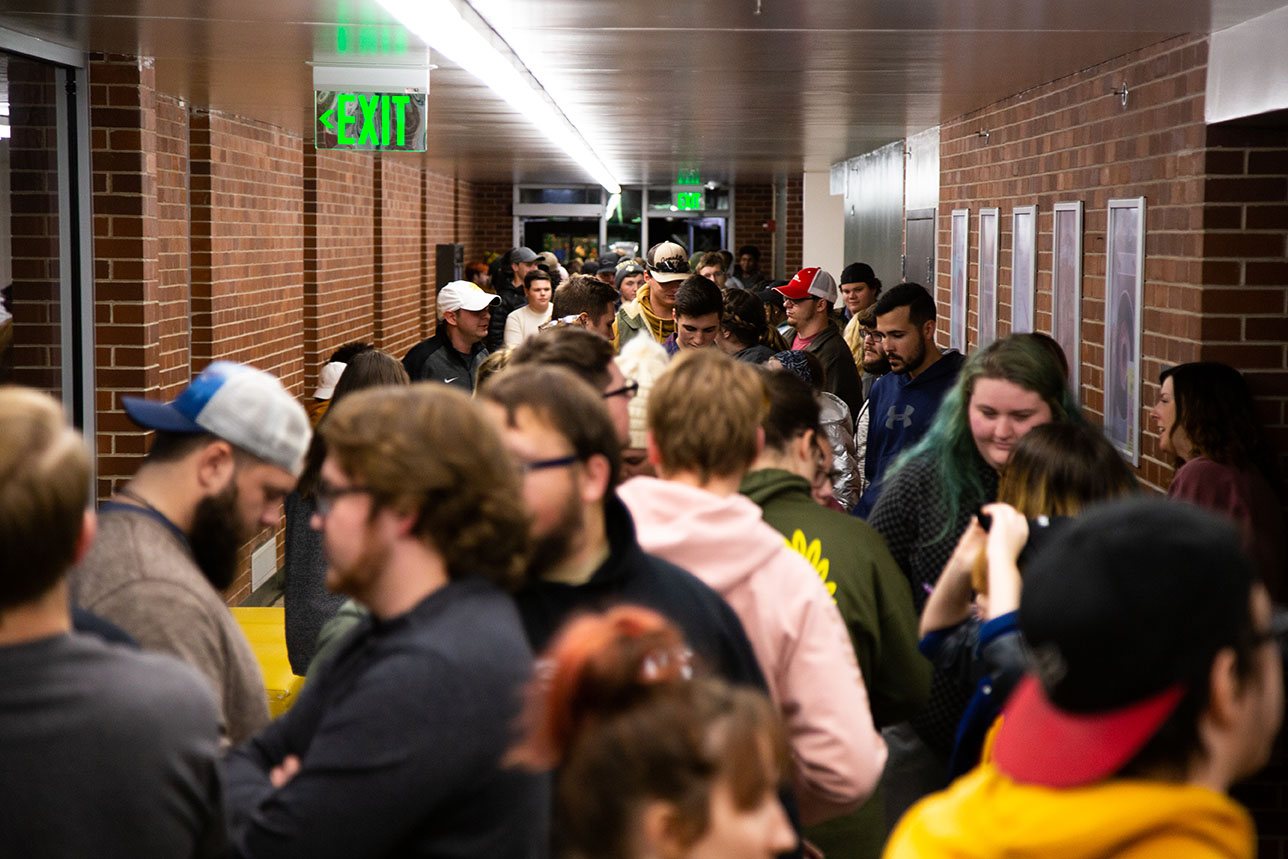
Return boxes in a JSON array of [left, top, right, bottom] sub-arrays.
[[1105, 197, 1146, 466], [950, 209, 969, 353], [978, 208, 999, 347], [1011, 205, 1037, 334], [1051, 201, 1083, 395]]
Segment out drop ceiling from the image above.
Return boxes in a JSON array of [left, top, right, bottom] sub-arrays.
[[1, 0, 1286, 185]]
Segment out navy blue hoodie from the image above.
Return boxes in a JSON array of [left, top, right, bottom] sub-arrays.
[[853, 349, 964, 517]]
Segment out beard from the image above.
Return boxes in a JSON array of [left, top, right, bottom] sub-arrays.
[[863, 353, 892, 375], [526, 488, 586, 582], [326, 527, 392, 603], [189, 481, 248, 591], [891, 335, 926, 373]]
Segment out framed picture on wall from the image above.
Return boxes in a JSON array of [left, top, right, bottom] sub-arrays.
[[1105, 197, 1146, 465], [950, 209, 969, 352], [978, 208, 999, 347], [1011, 206, 1037, 334], [1052, 201, 1083, 395]]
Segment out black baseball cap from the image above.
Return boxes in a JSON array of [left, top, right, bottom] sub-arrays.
[[993, 497, 1259, 787], [841, 262, 877, 285]]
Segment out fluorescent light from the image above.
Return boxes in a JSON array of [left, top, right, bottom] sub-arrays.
[[605, 192, 621, 219], [375, 0, 621, 194]]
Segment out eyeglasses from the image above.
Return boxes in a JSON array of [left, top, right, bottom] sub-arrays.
[[539, 314, 583, 331], [603, 379, 639, 400], [520, 454, 580, 474], [314, 481, 373, 517], [782, 296, 823, 307], [862, 328, 882, 341]]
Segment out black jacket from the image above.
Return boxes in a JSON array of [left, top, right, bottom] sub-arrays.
[[401, 328, 489, 392], [225, 579, 549, 858], [803, 323, 864, 418], [486, 282, 527, 352], [514, 494, 767, 690]]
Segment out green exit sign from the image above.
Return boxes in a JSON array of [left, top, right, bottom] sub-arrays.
[[315, 91, 428, 152], [676, 167, 701, 185], [675, 191, 705, 211]]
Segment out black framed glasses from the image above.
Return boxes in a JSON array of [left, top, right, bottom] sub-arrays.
[[603, 379, 639, 400], [314, 481, 373, 517], [520, 454, 579, 475]]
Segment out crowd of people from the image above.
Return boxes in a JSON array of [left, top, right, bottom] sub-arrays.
[[2, 241, 1286, 858]]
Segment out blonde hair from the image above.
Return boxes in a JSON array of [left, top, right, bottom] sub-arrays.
[[0, 387, 90, 607], [647, 350, 766, 481]]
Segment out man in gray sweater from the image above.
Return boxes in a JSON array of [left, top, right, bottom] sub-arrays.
[[70, 361, 311, 746]]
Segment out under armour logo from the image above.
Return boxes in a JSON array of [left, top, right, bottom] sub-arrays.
[[885, 405, 915, 429]]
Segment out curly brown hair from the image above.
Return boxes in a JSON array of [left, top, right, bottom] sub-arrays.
[[320, 384, 530, 590]]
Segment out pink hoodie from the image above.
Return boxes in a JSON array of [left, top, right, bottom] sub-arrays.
[[617, 476, 886, 824]]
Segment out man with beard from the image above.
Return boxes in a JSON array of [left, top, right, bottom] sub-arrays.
[[852, 283, 964, 518], [776, 267, 864, 417], [506, 325, 633, 446], [225, 385, 548, 857], [479, 363, 764, 688], [70, 361, 310, 746], [853, 305, 892, 497]]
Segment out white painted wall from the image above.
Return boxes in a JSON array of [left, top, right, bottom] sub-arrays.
[[1208, 4, 1288, 124], [802, 169, 845, 282]]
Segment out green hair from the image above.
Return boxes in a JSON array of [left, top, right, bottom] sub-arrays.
[[891, 334, 1085, 540]]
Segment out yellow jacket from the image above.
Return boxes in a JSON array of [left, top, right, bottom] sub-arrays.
[[884, 762, 1254, 859]]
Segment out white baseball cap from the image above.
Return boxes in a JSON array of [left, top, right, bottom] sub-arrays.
[[438, 281, 501, 317]]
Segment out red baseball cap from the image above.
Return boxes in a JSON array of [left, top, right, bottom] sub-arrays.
[[992, 676, 1185, 787], [774, 267, 837, 303]]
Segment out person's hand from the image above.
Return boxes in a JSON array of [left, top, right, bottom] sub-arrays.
[[270, 754, 301, 789], [942, 516, 988, 581], [981, 503, 1028, 564], [980, 503, 1027, 618]]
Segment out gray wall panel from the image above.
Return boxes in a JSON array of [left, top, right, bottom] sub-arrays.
[[842, 141, 904, 288]]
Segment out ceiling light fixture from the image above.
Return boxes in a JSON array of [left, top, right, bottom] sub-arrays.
[[375, 0, 622, 194]]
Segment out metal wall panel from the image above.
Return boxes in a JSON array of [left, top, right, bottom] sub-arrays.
[[843, 141, 904, 287]]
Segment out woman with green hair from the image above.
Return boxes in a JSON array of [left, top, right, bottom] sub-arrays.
[[867, 333, 1082, 767]]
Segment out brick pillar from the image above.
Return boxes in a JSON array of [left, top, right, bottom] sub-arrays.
[[88, 54, 165, 499], [301, 146, 374, 393], [374, 155, 426, 358]]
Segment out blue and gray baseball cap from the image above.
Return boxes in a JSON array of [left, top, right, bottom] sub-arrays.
[[123, 361, 311, 476]]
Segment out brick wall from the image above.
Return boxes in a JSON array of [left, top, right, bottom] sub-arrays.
[[189, 111, 305, 397], [734, 182, 774, 276], [374, 156, 425, 357], [424, 170, 460, 329], [938, 35, 1210, 492], [89, 54, 162, 497], [1201, 124, 1288, 494], [302, 147, 373, 391], [155, 95, 192, 400], [468, 181, 513, 262]]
